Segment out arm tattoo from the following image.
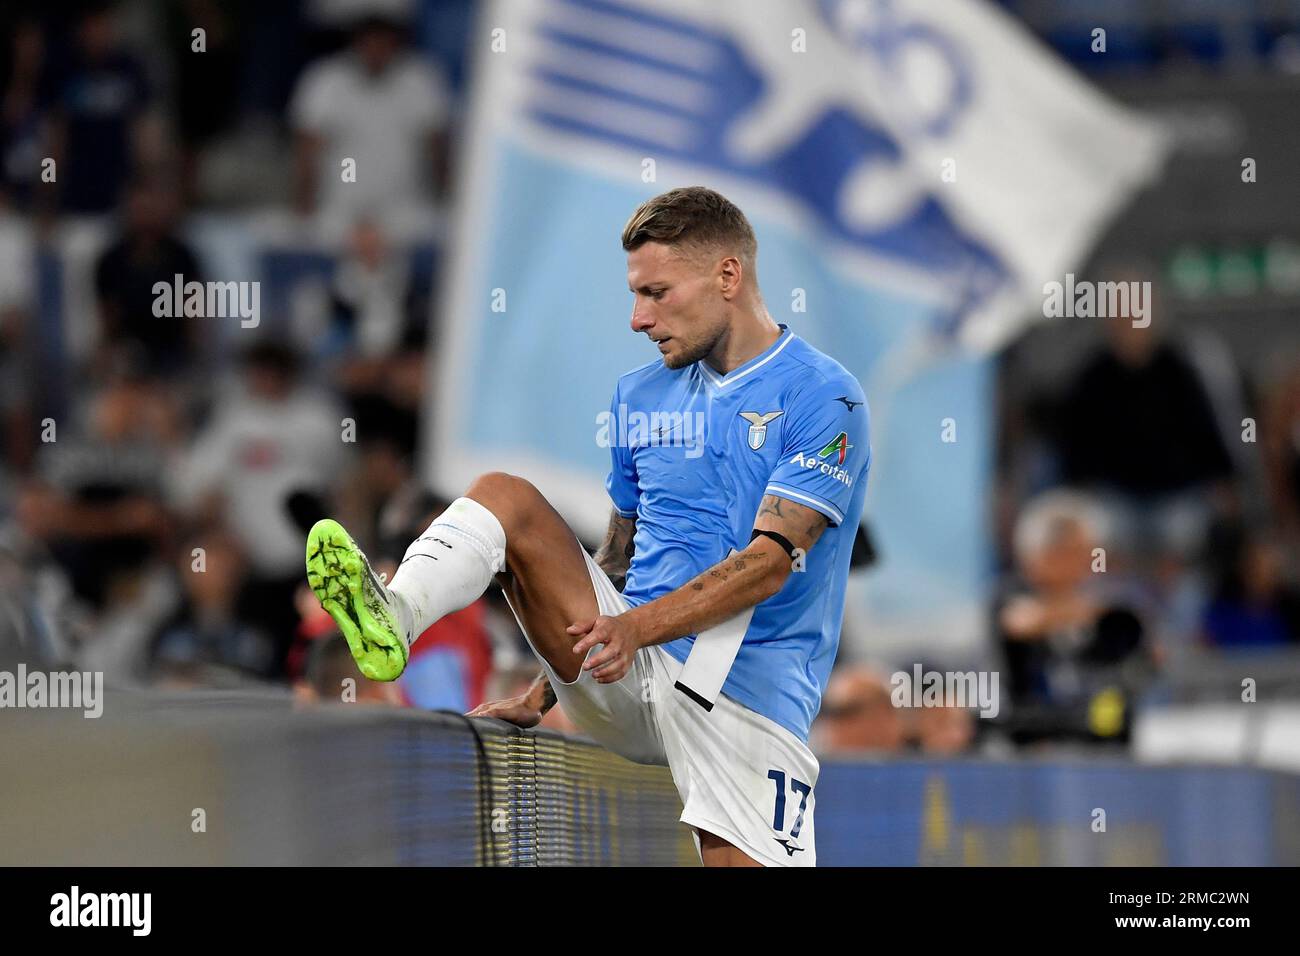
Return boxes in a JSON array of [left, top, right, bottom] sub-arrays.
[[706, 553, 757, 586], [594, 509, 637, 590], [538, 672, 557, 714], [753, 494, 829, 560]]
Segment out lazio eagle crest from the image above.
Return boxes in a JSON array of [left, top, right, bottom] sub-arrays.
[[739, 410, 784, 450]]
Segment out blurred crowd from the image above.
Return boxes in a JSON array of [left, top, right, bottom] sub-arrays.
[[990, 276, 1300, 744], [818, 284, 1300, 757], [0, 0, 1297, 756], [0, 0, 562, 724]]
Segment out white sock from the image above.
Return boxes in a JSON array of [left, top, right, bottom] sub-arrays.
[[389, 496, 507, 643]]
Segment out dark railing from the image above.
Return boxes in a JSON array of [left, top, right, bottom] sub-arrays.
[[2, 688, 1296, 865]]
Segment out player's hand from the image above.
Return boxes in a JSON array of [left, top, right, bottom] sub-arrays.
[[466, 695, 543, 729], [568, 614, 643, 684]]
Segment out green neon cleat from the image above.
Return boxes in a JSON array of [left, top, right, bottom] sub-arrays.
[[305, 518, 411, 681]]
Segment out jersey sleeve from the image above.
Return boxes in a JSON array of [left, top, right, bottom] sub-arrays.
[[764, 377, 869, 527], [604, 379, 639, 517]]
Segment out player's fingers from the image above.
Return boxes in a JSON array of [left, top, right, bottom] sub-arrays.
[[588, 645, 627, 675], [582, 642, 617, 671], [573, 619, 615, 655], [566, 618, 597, 636], [571, 631, 603, 656], [591, 657, 628, 683]]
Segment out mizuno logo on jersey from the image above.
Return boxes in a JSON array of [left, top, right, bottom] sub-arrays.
[[789, 450, 853, 485]]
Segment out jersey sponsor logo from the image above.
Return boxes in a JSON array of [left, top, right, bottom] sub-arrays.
[[738, 410, 784, 450], [818, 431, 853, 465], [789, 450, 854, 486], [834, 396, 863, 412]]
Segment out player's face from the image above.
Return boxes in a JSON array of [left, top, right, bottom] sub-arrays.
[[627, 242, 727, 369]]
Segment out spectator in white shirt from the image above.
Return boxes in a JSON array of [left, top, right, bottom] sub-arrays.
[[289, 13, 451, 244], [174, 343, 349, 673]]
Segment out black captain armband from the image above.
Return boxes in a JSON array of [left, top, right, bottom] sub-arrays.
[[751, 528, 797, 559]]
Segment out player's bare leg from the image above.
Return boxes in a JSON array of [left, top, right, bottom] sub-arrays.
[[461, 471, 601, 683]]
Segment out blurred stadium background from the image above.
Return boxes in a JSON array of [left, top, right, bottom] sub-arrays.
[[1, 0, 1299, 865]]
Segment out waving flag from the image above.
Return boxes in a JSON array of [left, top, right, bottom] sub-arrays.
[[427, 0, 1167, 660]]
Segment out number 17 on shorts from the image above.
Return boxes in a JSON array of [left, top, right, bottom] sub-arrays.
[[767, 769, 813, 860]]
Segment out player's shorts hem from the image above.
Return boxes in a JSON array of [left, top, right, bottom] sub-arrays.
[[680, 813, 787, 868], [543, 646, 592, 688]]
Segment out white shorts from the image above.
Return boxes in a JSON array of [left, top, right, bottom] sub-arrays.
[[508, 550, 819, 867]]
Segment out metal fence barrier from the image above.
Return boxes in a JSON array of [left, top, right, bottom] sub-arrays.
[[2, 687, 1297, 865], [0, 688, 696, 866]]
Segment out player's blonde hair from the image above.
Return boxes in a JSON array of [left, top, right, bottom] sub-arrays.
[[621, 186, 758, 275]]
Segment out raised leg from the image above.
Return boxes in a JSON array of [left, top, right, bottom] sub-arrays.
[[462, 472, 599, 683]]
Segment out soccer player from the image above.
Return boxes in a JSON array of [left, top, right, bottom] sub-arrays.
[[306, 186, 871, 866]]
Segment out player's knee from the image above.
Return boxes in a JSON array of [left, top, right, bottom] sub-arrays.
[[466, 471, 544, 532], [469, 470, 539, 503]]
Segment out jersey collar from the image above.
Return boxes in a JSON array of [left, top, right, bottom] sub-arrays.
[[696, 323, 795, 391]]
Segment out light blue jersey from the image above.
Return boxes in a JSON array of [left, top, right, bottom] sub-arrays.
[[605, 324, 870, 742]]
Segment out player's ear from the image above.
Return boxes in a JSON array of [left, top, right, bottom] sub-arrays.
[[718, 255, 742, 299]]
